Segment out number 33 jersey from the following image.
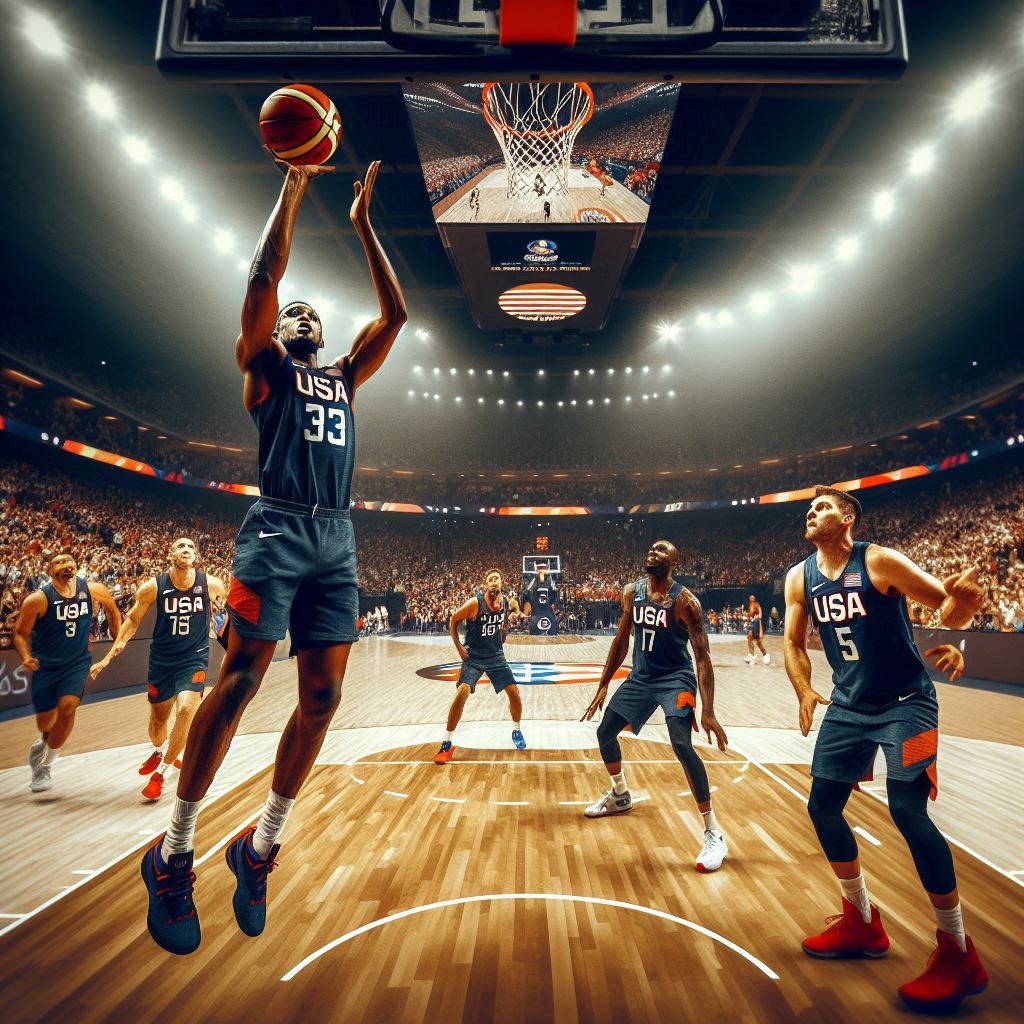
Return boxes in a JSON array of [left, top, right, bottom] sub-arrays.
[[803, 540, 931, 712], [250, 353, 356, 510]]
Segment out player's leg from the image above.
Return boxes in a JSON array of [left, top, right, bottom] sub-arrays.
[[140, 694, 173, 776], [756, 622, 769, 662], [584, 707, 636, 817], [164, 687, 203, 771], [28, 701, 58, 791], [44, 692, 80, 750], [491, 667, 526, 750], [436, 676, 474, 764], [745, 633, 756, 663]]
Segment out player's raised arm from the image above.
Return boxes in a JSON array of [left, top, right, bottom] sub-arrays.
[[90, 578, 156, 680], [13, 590, 46, 672], [865, 546, 985, 630], [236, 163, 335, 403], [783, 563, 831, 736], [339, 161, 409, 390], [678, 589, 727, 751], [449, 596, 477, 662], [582, 583, 634, 721]]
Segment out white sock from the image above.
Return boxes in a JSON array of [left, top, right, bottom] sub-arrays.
[[161, 797, 203, 860], [252, 790, 295, 859], [702, 808, 719, 832], [513, 721, 521, 730], [161, 759, 178, 780], [611, 771, 628, 795], [42, 745, 60, 766], [444, 730, 454, 743], [934, 903, 967, 952], [839, 874, 872, 923]]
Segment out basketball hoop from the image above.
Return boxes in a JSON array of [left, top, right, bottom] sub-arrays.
[[482, 83, 594, 213]]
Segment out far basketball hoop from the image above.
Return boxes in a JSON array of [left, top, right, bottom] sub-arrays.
[[482, 82, 594, 222]]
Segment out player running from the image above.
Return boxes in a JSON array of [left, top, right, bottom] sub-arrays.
[[581, 540, 730, 873], [435, 570, 525, 764], [14, 553, 121, 792], [744, 593, 770, 665], [90, 537, 226, 801], [784, 486, 988, 1014], [140, 156, 406, 955]]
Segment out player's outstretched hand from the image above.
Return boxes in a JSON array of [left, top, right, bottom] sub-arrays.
[[941, 566, 985, 628], [924, 644, 965, 682], [88, 660, 107, 681], [266, 148, 337, 180], [798, 689, 831, 737], [701, 711, 728, 751], [351, 160, 380, 226], [581, 683, 609, 722]]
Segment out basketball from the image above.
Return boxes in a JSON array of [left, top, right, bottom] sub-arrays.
[[258, 85, 341, 166]]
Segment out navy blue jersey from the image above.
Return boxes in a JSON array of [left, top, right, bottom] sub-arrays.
[[629, 577, 695, 686], [803, 541, 930, 711], [464, 592, 508, 661], [526, 577, 557, 610], [32, 579, 93, 670], [250, 352, 356, 509], [151, 571, 210, 668]]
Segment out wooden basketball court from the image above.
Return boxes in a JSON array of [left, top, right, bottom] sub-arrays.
[[1, 634, 1021, 1022]]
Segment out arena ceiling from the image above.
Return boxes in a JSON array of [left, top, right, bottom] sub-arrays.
[[2, 1, 1023, 473]]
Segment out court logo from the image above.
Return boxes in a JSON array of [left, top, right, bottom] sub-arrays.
[[525, 239, 558, 263], [416, 662, 631, 687]]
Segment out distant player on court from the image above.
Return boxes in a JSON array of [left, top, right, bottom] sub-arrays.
[[90, 538, 226, 801], [435, 570, 525, 764], [14, 553, 121, 792], [581, 540, 730, 873], [140, 156, 406, 955], [744, 593, 769, 665], [784, 486, 988, 1014]]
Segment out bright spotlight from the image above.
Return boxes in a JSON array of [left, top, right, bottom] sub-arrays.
[[586, 399, 594, 406], [788, 264, 820, 295], [214, 229, 235, 253], [537, 400, 544, 407], [951, 74, 994, 122], [449, 367, 457, 375], [588, 368, 595, 375], [656, 321, 682, 342], [748, 290, 774, 315], [908, 144, 936, 177], [235, 257, 249, 273], [695, 311, 713, 329], [872, 190, 896, 220], [24, 11, 67, 58], [607, 367, 615, 375], [159, 177, 184, 202], [407, 390, 414, 397], [715, 310, 734, 328], [121, 135, 153, 164], [538, 368, 545, 376], [624, 367, 632, 374], [414, 327, 431, 341], [85, 83, 118, 119], [603, 397, 611, 404], [835, 236, 860, 263], [180, 202, 198, 224]]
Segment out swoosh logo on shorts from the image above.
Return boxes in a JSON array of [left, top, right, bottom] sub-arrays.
[[258, 531, 283, 539]]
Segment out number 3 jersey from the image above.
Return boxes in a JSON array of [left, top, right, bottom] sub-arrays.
[[32, 579, 93, 670], [150, 571, 210, 671], [250, 352, 356, 510], [464, 592, 509, 662], [803, 540, 931, 713], [628, 576, 696, 690]]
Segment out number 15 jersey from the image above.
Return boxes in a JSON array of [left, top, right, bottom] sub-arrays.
[[250, 353, 356, 510]]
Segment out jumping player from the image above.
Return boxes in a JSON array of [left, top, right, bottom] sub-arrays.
[[744, 593, 770, 665], [581, 541, 730, 873], [784, 486, 988, 1014], [90, 538, 226, 801], [14, 553, 121, 792], [140, 156, 406, 955], [435, 570, 525, 764]]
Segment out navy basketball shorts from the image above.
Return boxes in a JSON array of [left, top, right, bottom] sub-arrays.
[[606, 675, 698, 736], [31, 660, 90, 714], [227, 497, 359, 649], [812, 692, 941, 798], [147, 662, 208, 704], [748, 616, 762, 639], [458, 657, 517, 695]]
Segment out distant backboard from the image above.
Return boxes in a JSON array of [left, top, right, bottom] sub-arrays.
[[157, 1, 907, 83]]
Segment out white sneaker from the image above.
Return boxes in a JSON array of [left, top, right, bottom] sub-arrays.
[[30, 763, 53, 793], [29, 738, 46, 772], [584, 788, 633, 818], [762, 653, 772, 665], [743, 655, 755, 665], [695, 829, 727, 872]]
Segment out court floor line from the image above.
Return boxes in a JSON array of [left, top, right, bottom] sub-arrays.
[[350, 759, 754, 766], [729, 742, 1024, 889], [280, 892, 781, 983]]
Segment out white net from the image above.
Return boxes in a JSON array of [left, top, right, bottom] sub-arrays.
[[483, 83, 594, 220]]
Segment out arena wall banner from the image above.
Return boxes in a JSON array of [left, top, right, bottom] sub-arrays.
[[0, 639, 226, 714]]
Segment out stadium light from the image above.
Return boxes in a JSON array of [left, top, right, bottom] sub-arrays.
[[414, 327, 431, 341], [624, 395, 631, 402], [951, 74, 994, 122], [422, 391, 428, 398], [159, 177, 184, 202], [695, 312, 713, 329], [537, 400, 544, 406], [557, 400, 564, 407], [661, 364, 671, 373], [434, 393, 440, 400], [85, 83, 118, 119], [788, 264, 820, 295], [213, 229, 235, 254], [835, 236, 860, 263], [467, 368, 475, 375], [624, 367, 632, 374], [570, 399, 577, 406], [449, 367, 457, 375], [503, 370, 510, 377], [749, 290, 774, 315], [668, 390, 676, 397], [603, 397, 611, 404], [24, 10, 67, 58], [656, 322, 683, 342], [235, 258, 248, 273], [908, 144, 936, 177], [588, 368, 595, 375], [486, 368, 493, 375], [538, 368, 545, 376], [454, 395, 462, 402], [413, 365, 422, 373], [517, 400, 524, 406], [497, 398, 505, 405], [432, 367, 440, 375], [573, 369, 580, 376], [121, 135, 153, 164], [715, 311, 734, 328], [872, 190, 896, 221], [180, 203, 198, 223], [587, 398, 594, 405], [607, 367, 615, 375], [407, 389, 414, 397], [478, 397, 485, 404]]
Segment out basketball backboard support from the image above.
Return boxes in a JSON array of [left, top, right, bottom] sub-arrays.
[[157, 1, 907, 83]]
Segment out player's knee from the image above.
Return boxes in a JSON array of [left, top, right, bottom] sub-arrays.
[[218, 669, 262, 718], [300, 679, 342, 721], [55, 696, 78, 720], [807, 783, 838, 828], [456, 683, 472, 702], [595, 715, 617, 746]]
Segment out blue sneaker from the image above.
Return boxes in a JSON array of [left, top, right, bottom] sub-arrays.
[[225, 827, 279, 937], [512, 728, 527, 750], [140, 835, 200, 955]]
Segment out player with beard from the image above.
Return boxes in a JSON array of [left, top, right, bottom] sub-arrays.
[[784, 486, 988, 1014], [581, 540, 730, 872], [140, 157, 406, 955], [14, 553, 122, 792], [90, 538, 226, 801], [435, 569, 525, 764]]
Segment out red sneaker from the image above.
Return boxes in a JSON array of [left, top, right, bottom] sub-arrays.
[[142, 773, 164, 801], [433, 741, 455, 765], [898, 930, 988, 1014], [138, 751, 163, 776], [802, 898, 890, 959]]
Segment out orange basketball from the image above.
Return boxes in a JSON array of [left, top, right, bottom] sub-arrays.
[[258, 85, 341, 166]]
